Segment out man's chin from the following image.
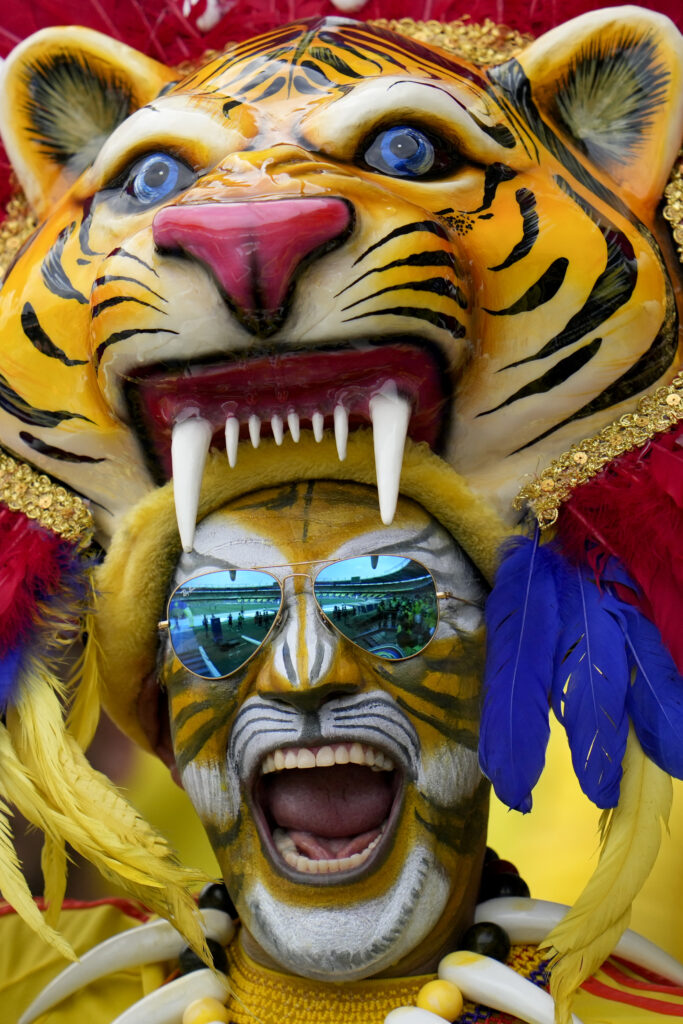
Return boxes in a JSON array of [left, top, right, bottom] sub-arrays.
[[239, 845, 450, 981]]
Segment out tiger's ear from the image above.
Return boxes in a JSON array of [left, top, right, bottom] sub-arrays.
[[0, 27, 176, 218], [507, 7, 683, 208]]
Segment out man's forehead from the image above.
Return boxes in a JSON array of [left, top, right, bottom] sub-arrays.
[[178, 481, 436, 579], [179, 18, 489, 102]]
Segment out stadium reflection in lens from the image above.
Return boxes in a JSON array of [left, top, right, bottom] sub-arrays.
[[168, 570, 281, 678], [167, 557, 439, 678], [314, 556, 437, 659]]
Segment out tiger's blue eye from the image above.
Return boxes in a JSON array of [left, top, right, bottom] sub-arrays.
[[129, 154, 182, 205], [364, 127, 435, 177]]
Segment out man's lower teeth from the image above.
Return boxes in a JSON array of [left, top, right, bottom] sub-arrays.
[[273, 828, 383, 874], [170, 379, 410, 551]]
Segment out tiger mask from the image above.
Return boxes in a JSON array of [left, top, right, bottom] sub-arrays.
[[0, 9, 681, 546]]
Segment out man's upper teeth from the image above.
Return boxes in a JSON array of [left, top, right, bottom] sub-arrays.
[[170, 381, 411, 551], [260, 743, 395, 774]]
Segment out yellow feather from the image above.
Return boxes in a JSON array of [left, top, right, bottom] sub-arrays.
[[0, 795, 74, 961], [6, 661, 210, 962], [41, 835, 68, 928], [67, 608, 102, 751], [542, 727, 672, 1023]]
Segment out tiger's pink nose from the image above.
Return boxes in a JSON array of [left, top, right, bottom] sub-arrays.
[[153, 197, 352, 336]]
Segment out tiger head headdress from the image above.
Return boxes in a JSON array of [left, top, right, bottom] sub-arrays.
[[0, 7, 682, 1018]]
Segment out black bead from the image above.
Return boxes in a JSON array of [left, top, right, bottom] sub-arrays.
[[198, 881, 237, 918], [484, 846, 499, 864], [479, 870, 531, 904], [460, 922, 511, 963], [179, 937, 228, 975]]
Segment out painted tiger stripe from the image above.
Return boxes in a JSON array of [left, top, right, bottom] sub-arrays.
[[354, 221, 449, 265], [95, 326, 179, 367], [484, 257, 568, 316], [91, 295, 166, 318], [481, 338, 601, 416], [0, 372, 90, 427], [489, 187, 538, 270], [512, 290, 677, 453], [343, 23, 491, 88], [341, 277, 467, 311], [504, 179, 637, 369], [338, 251, 462, 297], [19, 431, 105, 463], [21, 303, 88, 366], [111, 248, 160, 277], [93, 275, 165, 300], [342, 304, 466, 336], [394, 695, 478, 747], [40, 223, 88, 303]]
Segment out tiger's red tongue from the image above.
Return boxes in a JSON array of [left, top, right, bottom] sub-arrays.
[[264, 764, 394, 860]]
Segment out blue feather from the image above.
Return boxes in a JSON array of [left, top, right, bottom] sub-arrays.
[[0, 646, 23, 711], [614, 601, 683, 778], [552, 566, 629, 808], [479, 530, 562, 812]]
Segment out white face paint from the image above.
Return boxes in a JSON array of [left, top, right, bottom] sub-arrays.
[[163, 482, 489, 979]]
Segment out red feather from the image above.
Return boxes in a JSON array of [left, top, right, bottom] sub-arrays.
[[555, 422, 683, 675], [0, 505, 81, 656]]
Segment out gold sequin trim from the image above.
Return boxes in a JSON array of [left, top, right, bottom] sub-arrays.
[[369, 17, 532, 64], [0, 450, 93, 542], [663, 149, 683, 264], [514, 375, 683, 528], [0, 186, 37, 279]]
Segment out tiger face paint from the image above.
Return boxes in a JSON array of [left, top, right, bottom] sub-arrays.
[[162, 481, 489, 980], [0, 12, 681, 542]]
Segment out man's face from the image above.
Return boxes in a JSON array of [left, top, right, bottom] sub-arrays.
[[161, 481, 489, 980]]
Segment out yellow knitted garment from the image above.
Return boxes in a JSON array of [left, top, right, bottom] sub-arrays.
[[223, 938, 547, 1023]]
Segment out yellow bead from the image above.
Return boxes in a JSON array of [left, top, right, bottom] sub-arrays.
[[415, 979, 464, 1020], [182, 996, 230, 1024]]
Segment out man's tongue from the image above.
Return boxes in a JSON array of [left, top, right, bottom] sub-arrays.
[[262, 764, 394, 861]]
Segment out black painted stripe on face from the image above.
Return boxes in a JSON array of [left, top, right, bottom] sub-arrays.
[[40, 223, 88, 303], [0, 372, 91, 427], [479, 337, 602, 417], [503, 178, 636, 369], [317, 31, 384, 72], [341, 277, 467, 311], [489, 188, 538, 271], [342, 305, 466, 336], [337, 250, 461, 296], [353, 221, 449, 266], [248, 75, 288, 103], [307, 49, 363, 79], [91, 295, 166, 319], [21, 303, 88, 366], [95, 327, 179, 368], [484, 257, 568, 316], [19, 431, 105, 463], [395, 695, 478, 749]]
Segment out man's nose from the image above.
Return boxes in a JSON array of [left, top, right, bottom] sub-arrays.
[[254, 580, 364, 701]]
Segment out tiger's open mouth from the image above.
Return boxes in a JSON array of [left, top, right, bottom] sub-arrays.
[[252, 741, 403, 881], [123, 339, 449, 548]]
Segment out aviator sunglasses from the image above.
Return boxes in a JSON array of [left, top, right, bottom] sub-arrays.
[[159, 554, 459, 679]]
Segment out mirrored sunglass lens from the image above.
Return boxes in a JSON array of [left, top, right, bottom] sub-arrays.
[[314, 556, 437, 659], [168, 570, 281, 677]]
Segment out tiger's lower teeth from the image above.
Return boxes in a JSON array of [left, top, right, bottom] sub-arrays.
[[273, 828, 384, 874], [170, 382, 410, 550]]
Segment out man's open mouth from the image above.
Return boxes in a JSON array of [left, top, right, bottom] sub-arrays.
[[252, 741, 402, 880], [124, 339, 449, 549]]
